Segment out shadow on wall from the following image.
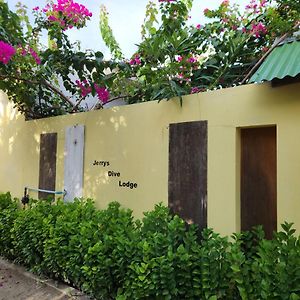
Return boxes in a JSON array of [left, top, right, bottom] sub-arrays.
[[0, 92, 165, 217], [0, 91, 29, 196], [0, 91, 59, 199], [5, 102, 132, 203], [76, 104, 165, 216]]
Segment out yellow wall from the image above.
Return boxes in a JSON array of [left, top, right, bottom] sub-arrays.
[[0, 82, 300, 236]]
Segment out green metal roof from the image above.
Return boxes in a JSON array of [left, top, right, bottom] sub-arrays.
[[250, 40, 300, 83]]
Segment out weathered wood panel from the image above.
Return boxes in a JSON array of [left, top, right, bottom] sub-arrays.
[[38, 133, 57, 199], [168, 121, 207, 230], [64, 125, 85, 202], [241, 126, 277, 239]]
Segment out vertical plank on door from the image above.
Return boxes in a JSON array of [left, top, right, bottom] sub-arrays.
[[241, 126, 277, 239], [168, 121, 207, 230], [64, 125, 85, 202], [39, 133, 57, 199]]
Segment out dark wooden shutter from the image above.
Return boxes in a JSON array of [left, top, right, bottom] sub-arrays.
[[168, 121, 207, 230], [241, 126, 277, 239], [38, 133, 57, 199]]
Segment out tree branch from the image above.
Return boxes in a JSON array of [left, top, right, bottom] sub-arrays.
[[0, 74, 39, 85], [0, 74, 77, 108], [70, 96, 85, 112], [40, 79, 76, 107]]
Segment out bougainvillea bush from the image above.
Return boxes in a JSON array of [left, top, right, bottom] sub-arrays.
[[0, 193, 299, 299], [0, 0, 112, 118], [104, 0, 300, 104], [0, 0, 299, 118]]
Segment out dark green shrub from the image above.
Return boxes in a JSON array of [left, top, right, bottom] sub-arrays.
[[197, 229, 233, 299], [0, 192, 18, 259], [228, 224, 300, 300], [119, 205, 203, 299], [0, 192, 15, 210], [81, 202, 138, 299], [250, 222, 300, 299], [43, 199, 98, 285], [227, 226, 265, 298], [0, 193, 299, 300], [11, 199, 55, 273]]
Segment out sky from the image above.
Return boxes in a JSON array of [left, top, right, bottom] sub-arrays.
[[7, 0, 249, 58]]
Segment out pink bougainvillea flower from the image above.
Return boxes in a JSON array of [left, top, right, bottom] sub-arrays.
[[196, 24, 201, 29], [250, 21, 267, 37], [20, 48, 27, 56], [94, 84, 110, 103], [76, 80, 92, 97], [262, 46, 269, 53], [203, 8, 210, 15], [44, 0, 92, 30], [48, 15, 58, 22], [260, 0, 267, 7], [32, 6, 39, 11], [175, 55, 183, 62], [29, 48, 41, 65], [221, 0, 230, 6], [129, 54, 141, 66], [18, 45, 41, 65], [187, 56, 197, 63], [191, 87, 201, 94], [75, 80, 109, 103], [42, 4, 50, 13], [245, 0, 261, 13], [135, 57, 141, 65], [0, 41, 16, 64]]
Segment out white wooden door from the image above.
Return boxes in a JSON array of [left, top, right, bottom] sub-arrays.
[[64, 125, 85, 202]]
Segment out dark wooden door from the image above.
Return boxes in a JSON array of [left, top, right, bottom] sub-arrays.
[[241, 126, 277, 239], [39, 133, 57, 199], [168, 121, 207, 230]]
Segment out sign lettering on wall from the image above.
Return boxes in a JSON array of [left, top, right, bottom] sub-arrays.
[[92, 160, 138, 189], [93, 160, 110, 167]]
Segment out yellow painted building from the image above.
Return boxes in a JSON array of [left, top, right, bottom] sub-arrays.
[[0, 81, 299, 236]]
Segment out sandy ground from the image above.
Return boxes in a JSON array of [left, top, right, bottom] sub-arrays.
[[0, 259, 90, 300]]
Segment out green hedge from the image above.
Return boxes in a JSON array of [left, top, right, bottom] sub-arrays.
[[0, 192, 299, 299]]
